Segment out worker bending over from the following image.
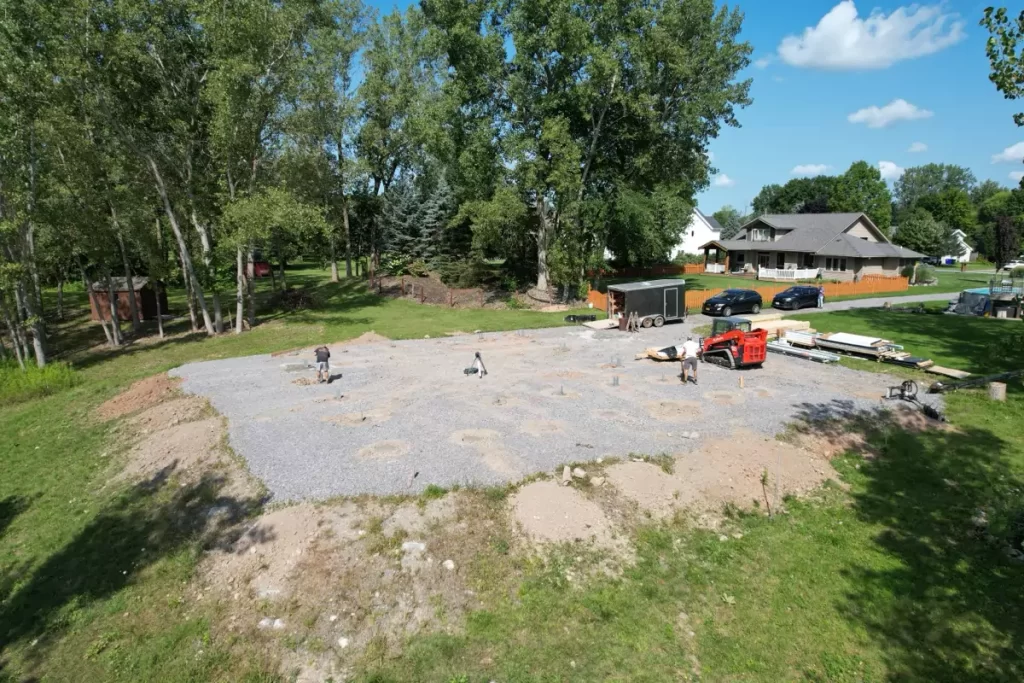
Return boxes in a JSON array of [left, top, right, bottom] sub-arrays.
[[314, 345, 331, 383], [680, 335, 700, 385]]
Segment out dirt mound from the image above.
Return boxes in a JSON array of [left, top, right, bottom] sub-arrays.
[[121, 417, 226, 481], [129, 397, 209, 432], [339, 331, 389, 346], [605, 429, 832, 520], [98, 374, 180, 420], [512, 480, 625, 551]]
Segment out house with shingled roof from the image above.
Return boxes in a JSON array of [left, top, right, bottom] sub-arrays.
[[698, 213, 924, 281]]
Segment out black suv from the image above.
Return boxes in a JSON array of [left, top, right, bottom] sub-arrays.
[[701, 289, 762, 317], [771, 286, 821, 310]]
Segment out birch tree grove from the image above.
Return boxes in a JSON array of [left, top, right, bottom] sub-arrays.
[[0, 0, 753, 367]]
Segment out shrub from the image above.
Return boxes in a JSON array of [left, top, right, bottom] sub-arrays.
[[901, 263, 936, 283], [0, 360, 80, 406]]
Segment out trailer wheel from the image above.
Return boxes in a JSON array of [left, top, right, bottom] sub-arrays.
[[641, 316, 654, 328], [653, 316, 665, 327]]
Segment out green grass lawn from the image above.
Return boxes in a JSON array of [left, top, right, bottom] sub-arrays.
[[4, 268, 1024, 682]]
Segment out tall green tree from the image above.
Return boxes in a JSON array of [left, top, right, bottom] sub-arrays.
[[892, 208, 946, 256], [829, 161, 893, 235], [712, 205, 746, 239], [752, 176, 835, 215], [916, 188, 977, 236], [289, 0, 366, 281], [982, 7, 1024, 129], [893, 163, 977, 211]]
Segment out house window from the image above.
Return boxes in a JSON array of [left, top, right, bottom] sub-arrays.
[[803, 253, 815, 268], [733, 251, 745, 266], [750, 227, 771, 242], [825, 257, 847, 272], [758, 252, 771, 268], [691, 230, 695, 237]]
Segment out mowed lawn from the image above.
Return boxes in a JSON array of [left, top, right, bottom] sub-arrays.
[[3, 270, 1024, 682]]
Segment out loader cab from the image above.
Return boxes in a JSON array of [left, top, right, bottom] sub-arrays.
[[710, 316, 752, 337]]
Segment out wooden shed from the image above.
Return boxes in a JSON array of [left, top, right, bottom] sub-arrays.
[[89, 277, 167, 322]]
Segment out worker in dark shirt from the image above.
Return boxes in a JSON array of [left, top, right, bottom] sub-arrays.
[[314, 345, 331, 383]]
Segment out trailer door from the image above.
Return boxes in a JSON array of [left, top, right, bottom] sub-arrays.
[[664, 287, 679, 319]]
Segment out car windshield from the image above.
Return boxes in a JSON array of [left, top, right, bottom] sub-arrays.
[[719, 290, 745, 299]]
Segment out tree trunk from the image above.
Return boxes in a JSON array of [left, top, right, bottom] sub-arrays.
[[114, 224, 142, 334], [278, 256, 287, 291], [0, 334, 7, 362], [16, 278, 45, 367], [56, 278, 64, 320], [179, 245, 198, 333], [235, 245, 245, 334], [535, 193, 550, 291], [155, 281, 164, 339], [147, 155, 215, 335], [330, 235, 340, 283], [105, 273, 122, 347], [246, 249, 255, 329], [191, 208, 223, 333], [342, 196, 353, 278], [0, 294, 25, 369]]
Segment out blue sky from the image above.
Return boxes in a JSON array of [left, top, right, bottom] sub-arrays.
[[369, 1, 1023, 214], [697, 0, 1023, 214]]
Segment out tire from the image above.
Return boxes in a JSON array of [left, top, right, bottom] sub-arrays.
[[641, 316, 653, 328], [722, 306, 732, 317], [751, 303, 761, 314], [653, 316, 665, 327]]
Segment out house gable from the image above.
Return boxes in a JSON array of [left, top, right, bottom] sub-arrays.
[[842, 215, 889, 244]]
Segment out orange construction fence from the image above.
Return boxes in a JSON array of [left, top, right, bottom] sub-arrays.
[[586, 274, 909, 316]]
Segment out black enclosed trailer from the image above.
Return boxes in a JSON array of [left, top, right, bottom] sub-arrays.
[[606, 279, 686, 328]]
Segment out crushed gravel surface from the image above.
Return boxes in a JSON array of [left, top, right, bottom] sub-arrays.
[[170, 323, 942, 501]]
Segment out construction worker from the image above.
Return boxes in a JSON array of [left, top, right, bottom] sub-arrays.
[[314, 345, 331, 383], [680, 335, 700, 385]]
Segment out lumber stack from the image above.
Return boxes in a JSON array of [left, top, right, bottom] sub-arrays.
[[752, 319, 811, 335]]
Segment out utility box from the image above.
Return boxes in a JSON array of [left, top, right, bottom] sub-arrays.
[[606, 279, 686, 329]]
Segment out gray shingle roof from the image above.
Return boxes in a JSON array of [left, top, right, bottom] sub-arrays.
[[698, 209, 724, 233], [817, 234, 925, 258], [751, 213, 865, 232], [90, 276, 150, 292]]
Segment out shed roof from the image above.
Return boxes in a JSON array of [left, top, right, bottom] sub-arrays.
[[90, 276, 150, 292], [607, 279, 685, 292]]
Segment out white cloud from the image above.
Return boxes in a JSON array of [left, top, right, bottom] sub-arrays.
[[773, 76, 785, 83], [754, 57, 772, 69], [1010, 171, 1024, 183], [848, 99, 933, 128], [908, 142, 928, 153], [712, 173, 735, 188], [791, 164, 831, 176], [878, 161, 905, 181], [778, 1, 966, 70], [992, 142, 1024, 164]]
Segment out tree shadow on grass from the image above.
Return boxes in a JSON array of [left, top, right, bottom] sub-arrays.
[[0, 464, 266, 673], [794, 399, 1024, 682], [0, 497, 29, 543]]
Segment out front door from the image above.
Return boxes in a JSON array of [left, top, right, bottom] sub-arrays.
[[758, 252, 771, 268], [664, 287, 678, 319], [776, 252, 785, 269]]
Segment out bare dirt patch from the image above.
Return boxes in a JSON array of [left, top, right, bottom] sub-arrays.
[[520, 420, 566, 437], [121, 417, 226, 480], [449, 429, 524, 476], [358, 440, 412, 460], [128, 396, 209, 432], [322, 406, 393, 427], [98, 373, 180, 420], [512, 480, 625, 552], [645, 399, 702, 422], [604, 429, 833, 520], [292, 377, 317, 387]]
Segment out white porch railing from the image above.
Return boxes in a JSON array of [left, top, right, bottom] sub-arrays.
[[758, 267, 820, 280], [705, 263, 725, 274]]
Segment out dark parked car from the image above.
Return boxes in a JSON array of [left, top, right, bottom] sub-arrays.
[[771, 285, 821, 310], [701, 289, 762, 317]]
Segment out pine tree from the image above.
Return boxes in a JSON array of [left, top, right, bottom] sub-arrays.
[[418, 177, 454, 262], [381, 179, 421, 264]]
